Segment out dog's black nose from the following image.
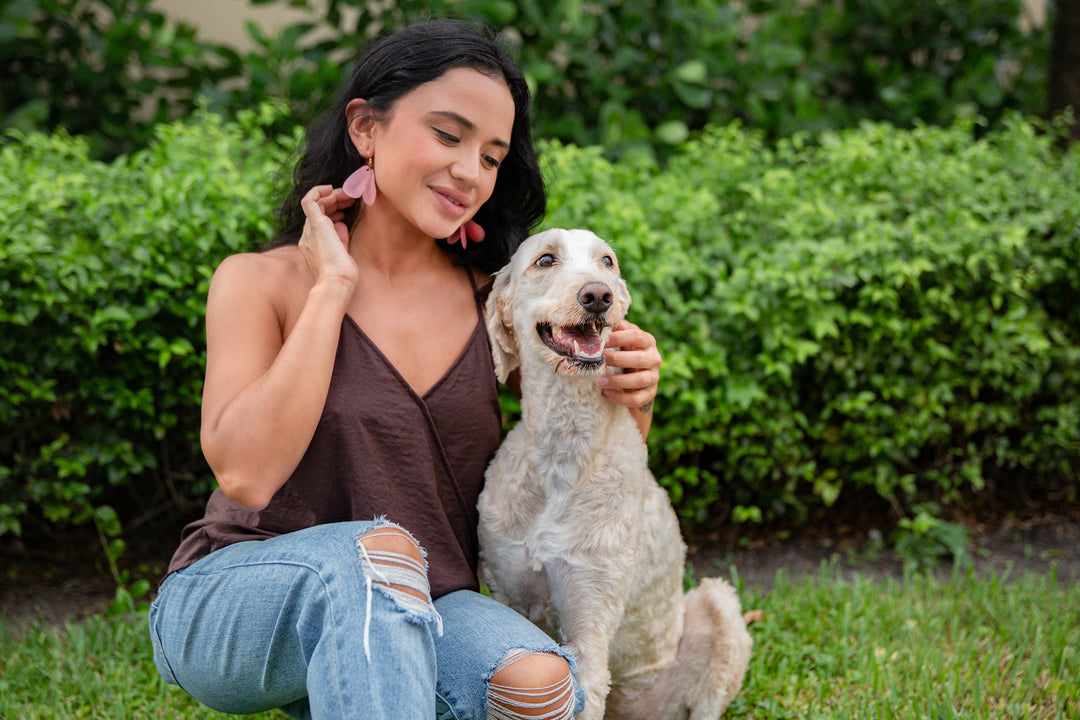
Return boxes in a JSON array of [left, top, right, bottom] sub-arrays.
[[577, 282, 613, 314]]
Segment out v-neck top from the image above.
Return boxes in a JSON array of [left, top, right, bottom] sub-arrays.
[[166, 280, 502, 599]]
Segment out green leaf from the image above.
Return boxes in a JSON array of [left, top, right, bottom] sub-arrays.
[[654, 120, 689, 145]]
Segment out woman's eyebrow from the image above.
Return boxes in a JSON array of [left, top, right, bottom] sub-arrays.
[[428, 110, 510, 149]]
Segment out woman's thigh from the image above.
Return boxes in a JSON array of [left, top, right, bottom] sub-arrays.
[[433, 590, 583, 720], [148, 520, 440, 718]]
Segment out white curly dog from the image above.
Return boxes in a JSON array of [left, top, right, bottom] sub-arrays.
[[478, 228, 752, 720]]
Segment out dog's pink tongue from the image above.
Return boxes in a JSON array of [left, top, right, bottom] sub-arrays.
[[553, 325, 603, 358]]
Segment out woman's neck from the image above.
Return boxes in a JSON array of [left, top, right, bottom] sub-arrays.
[[348, 210, 447, 281]]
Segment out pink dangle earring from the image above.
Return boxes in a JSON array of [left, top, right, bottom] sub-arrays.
[[343, 156, 377, 206], [454, 220, 486, 249]]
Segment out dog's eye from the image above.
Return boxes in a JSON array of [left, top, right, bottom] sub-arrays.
[[601, 255, 614, 268], [534, 253, 556, 268]]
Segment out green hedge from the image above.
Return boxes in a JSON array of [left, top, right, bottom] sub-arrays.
[[2, 110, 1078, 539], [543, 115, 1080, 523], [0, 107, 290, 536]]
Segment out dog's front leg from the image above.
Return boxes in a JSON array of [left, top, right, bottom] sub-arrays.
[[546, 557, 630, 720]]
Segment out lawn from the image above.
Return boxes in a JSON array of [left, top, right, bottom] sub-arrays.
[[1, 565, 1076, 719]]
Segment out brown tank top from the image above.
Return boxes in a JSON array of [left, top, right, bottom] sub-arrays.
[[166, 279, 502, 599]]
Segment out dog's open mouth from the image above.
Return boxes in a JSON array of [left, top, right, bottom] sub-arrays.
[[537, 321, 609, 368]]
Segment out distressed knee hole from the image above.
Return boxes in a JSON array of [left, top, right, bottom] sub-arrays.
[[488, 649, 576, 720], [358, 526, 429, 603], [355, 524, 441, 661]]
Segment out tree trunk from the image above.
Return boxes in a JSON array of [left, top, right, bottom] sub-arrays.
[[1049, 0, 1080, 141]]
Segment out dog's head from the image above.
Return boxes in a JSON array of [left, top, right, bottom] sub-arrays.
[[486, 228, 631, 382]]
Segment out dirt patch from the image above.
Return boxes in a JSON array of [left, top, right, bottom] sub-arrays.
[[687, 510, 1080, 591], [1, 533, 171, 632]]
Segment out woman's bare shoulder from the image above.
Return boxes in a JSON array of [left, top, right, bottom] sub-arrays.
[[213, 245, 305, 281], [207, 246, 311, 327]]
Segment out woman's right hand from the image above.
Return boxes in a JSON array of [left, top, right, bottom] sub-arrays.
[[299, 185, 359, 293]]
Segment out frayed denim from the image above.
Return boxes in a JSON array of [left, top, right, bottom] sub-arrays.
[[148, 520, 582, 719]]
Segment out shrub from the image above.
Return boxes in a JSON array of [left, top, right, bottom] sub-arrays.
[[0, 106, 292, 537], [543, 114, 1080, 524], [1, 110, 1077, 541]]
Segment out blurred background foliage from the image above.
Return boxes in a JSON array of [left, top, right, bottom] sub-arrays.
[[1, 0, 1077, 553], [0, 0, 1061, 160]]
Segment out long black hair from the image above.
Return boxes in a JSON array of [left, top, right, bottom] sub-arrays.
[[269, 19, 545, 274]]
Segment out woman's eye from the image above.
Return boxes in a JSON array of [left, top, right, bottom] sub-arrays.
[[434, 128, 459, 144], [601, 255, 614, 268], [535, 253, 556, 268], [482, 155, 501, 170]]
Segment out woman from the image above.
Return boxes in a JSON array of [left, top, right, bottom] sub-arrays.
[[148, 19, 661, 720]]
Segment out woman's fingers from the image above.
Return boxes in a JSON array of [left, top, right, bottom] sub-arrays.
[[299, 185, 358, 287], [599, 321, 661, 410], [302, 185, 354, 215], [603, 322, 661, 370]]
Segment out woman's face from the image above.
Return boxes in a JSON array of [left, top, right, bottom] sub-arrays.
[[364, 67, 515, 241]]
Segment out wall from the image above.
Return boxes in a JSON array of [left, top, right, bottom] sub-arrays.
[[152, 0, 322, 51]]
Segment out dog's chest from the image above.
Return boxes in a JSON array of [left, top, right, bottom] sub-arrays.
[[489, 422, 646, 551]]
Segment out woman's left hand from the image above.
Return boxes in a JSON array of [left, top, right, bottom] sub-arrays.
[[599, 320, 662, 417]]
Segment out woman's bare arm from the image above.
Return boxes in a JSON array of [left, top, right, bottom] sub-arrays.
[[200, 186, 358, 509]]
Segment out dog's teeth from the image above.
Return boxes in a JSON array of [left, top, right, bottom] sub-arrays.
[[573, 339, 603, 359]]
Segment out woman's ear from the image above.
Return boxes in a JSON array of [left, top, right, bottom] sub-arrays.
[[345, 98, 377, 156]]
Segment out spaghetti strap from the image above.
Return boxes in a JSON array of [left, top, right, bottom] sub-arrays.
[[466, 268, 494, 312]]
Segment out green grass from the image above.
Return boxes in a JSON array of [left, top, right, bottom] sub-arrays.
[[1, 567, 1076, 719], [0, 610, 289, 720], [728, 565, 1080, 719]]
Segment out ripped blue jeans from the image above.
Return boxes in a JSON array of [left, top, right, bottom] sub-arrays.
[[148, 520, 583, 719]]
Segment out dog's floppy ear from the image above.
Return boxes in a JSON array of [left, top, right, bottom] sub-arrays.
[[485, 265, 520, 382], [615, 274, 631, 311]]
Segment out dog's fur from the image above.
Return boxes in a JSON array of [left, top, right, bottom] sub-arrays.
[[479, 229, 752, 720]]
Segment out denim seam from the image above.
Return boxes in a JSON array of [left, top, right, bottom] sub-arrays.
[[435, 689, 464, 720], [147, 600, 182, 689]]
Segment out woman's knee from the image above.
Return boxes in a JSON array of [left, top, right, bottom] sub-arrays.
[[488, 649, 577, 719], [358, 524, 430, 603]]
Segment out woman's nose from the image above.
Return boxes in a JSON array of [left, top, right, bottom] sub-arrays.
[[450, 151, 480, 185]]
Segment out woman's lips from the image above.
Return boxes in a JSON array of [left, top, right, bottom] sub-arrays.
[[431, 187, 470, 218]]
